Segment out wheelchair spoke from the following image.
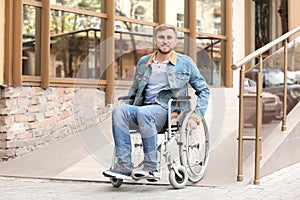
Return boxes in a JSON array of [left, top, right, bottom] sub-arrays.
[[179, 116, 209, 183]]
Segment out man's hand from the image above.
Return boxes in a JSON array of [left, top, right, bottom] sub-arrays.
[[170, 112, 179, 125], [187, 118, 201, 131], [171, 117, 177, 125]]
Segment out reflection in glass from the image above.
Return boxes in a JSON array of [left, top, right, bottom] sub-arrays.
[[50, 10, 103, 79], [196, 0, 222, 35], [51, 0, 102, 12], [115, 0, 153, 22], [196, 36, 222, 86], [114, 22, 153, 80], [166, 0, 184, 28], [22, 5, 42, 76]]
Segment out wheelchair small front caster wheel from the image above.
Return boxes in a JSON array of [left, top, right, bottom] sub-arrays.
[[169, 165, 188, 189], [110, 177, 123, 187]]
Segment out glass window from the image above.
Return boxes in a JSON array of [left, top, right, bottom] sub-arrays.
[[196, 36, 223, 86], [114, 21, 154, 80], [51, 0, 102, 12], [166, 0, 184, 27], [50, 10, 103, 79], [23, 5, 42, 76], [196, 0, 222, 35], [115, 0, 153, 22]]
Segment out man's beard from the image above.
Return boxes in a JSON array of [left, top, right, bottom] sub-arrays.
[[157, 47, 172, 54]]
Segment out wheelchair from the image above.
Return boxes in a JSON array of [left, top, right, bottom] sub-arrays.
[[108, 95, 209, 189]]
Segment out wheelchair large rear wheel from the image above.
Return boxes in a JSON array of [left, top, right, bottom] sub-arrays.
[[179, 112, 209, 183]]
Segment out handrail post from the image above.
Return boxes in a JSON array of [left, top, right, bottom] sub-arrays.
[[282, 40, 288, 131], [237, 67, 245, 181], [254, 55, 263, 185]]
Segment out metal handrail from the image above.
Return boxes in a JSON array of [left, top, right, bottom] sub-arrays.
[[232, 26, 300, 70], [231, 25, 300, 185]]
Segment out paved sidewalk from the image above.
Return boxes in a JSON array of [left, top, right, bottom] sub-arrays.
[[1, 161, 300, 200]]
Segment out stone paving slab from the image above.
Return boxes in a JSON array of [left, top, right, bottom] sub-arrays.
[[0, 161, 300, 200]]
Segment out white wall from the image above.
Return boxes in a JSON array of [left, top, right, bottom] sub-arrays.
[[231, 0, 245, 89]]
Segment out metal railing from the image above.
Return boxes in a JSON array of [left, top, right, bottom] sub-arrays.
[[231, 26, 300, 185]]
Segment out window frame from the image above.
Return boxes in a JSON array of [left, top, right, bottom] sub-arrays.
[[5, 0, 232, 89]]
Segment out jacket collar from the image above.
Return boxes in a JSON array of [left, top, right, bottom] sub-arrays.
[[146, 50, 177, 66]]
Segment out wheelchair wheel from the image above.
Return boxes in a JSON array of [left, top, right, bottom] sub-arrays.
[[179, 112, 209, 183], [169, 165, 188, 189], [110, 177, 123, 187]]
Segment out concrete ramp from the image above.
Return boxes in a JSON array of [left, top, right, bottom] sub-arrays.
[[0, 88, 299, 188], [248, 103, 300, 181]]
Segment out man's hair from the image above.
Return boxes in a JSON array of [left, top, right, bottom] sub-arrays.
[[154, 24, 177, 38]]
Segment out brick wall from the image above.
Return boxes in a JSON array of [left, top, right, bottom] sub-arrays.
[[0, 86, 110, 161]]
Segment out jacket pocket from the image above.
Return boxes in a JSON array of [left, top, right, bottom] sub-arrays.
[[173, 72, 190, 88]]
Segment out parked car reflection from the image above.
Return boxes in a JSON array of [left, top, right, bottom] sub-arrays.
[[244, 78, 283, 125], [246, 69, 300, 115]]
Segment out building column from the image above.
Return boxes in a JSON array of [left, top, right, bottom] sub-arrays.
[[105, 0, 115, 105], [186, 0, 197, 62], [4, 0, 13, 86], [154, 0, 166, 24], [225, 0, 233, 87], [41, 0, 50, 89], [12, 0, 23, 86]]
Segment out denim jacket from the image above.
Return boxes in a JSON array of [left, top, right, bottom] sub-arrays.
[[128, 50, 210, 121]]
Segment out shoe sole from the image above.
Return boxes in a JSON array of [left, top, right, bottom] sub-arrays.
[[103, 171, 133, 180], [132, 172, 161, 180]]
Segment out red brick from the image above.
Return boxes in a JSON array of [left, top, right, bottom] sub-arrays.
[[16, 132, 32, 139], [17, 98, 30, 106], [0, 116, 13, 125], [27, 106, 40, 113], [57, 111, 71, 121], [57, 88, 64, 97], [47, 94, 56, 101], [0, 133, 15, 139], [41, 118, 55, 127], [14, 115, 28, 122], [64, 93, 73, 101], [65, 88, 75, 94], [30, 98, 38, 105], [45, 110, 57, 118], [28, 122, 39, 129]]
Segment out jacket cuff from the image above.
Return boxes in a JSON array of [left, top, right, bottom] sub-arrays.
[[171, 112, 179, 119], [190, 113, 202, 124]]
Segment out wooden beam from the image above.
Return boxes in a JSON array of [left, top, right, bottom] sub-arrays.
[[225, 0, 233, 87], [12, 0, 23, 86], [4, 0, 13, 85], [105, 0, 115, 104], [41, 0, 50, 88]]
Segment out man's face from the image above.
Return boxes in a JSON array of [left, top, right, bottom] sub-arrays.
[[154, 29, 177, 54]]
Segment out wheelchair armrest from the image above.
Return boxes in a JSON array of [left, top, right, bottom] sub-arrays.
[[171, 96, 191, 100], [118, 95, 135, 101]]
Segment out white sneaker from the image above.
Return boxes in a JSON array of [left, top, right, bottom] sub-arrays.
[[132, 164, 161, 180]]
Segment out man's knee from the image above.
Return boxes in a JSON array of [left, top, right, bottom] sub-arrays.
[[136, 107, 153, 121], [112, 105, 127, 116]]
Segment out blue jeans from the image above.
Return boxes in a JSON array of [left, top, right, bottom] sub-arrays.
[[112, 104, 168, 171]]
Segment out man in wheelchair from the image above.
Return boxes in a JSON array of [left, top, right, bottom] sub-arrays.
[[103, 24, 210, 180]]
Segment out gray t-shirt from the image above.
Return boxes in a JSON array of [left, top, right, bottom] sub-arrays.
[[144, 61, 169, 104]]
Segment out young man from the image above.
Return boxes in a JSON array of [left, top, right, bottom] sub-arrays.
[[103, 24, 210, 179]]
